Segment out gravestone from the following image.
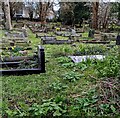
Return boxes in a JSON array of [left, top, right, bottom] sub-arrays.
[[116, 34, 120, 45], [71, 29, 76, 35], [102, 34, 108, 41], [22, 27, 28, 37], [88, 29, 94, 38]]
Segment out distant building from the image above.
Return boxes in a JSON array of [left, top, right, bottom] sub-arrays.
[[0, 2, 55, 20]]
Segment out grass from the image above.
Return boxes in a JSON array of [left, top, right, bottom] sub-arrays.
[[1, 24, 119, 117], [1, 28, 94, 110], [0, 30, 4, 39]]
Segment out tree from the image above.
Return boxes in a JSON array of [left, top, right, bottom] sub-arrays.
[[98, 2, 111, 30], [59, 2, 75, 25], [118, 3, 120, 20], [39, 1, 53, 23], [91, 2, 99, 29], [3, 0, 12, 30], [9, 2, 24, 20], [73, 2, 90, 27], [27, 2, 35, 21], [59, 2, 90, 26]]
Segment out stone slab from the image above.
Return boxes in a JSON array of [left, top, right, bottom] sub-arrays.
[[68, 55, 105, 63]]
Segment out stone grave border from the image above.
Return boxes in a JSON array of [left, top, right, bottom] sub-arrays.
[[1, 37, 31, 49], [41, 36, 73, 44], [79, 39, 110, 44], [36, 33, 56, 38], [0, 45, 45, 75]]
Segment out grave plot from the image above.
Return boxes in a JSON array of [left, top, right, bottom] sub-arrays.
[[67, 45, 107, 63], [13, 22, 25, 28], [101, 33, 118, 41], [27, 22, 42, 33], [4, 28, 28, 38], [83, 32, 117, 44], [0, 45, 45, 75], [36, 33, 55, 38], [55, 31, 82, 38], [76, 28, 85, 33], [27, 22, 50, 33], [80, 40, 110, 44], [1, 29, 31, 49], [4, 31, 25, 38], [41, 36, 73, 44], [30, 27, 48, 33], [79, 31, 110, 44], [0, 38, 31, 49], [73, 45, 108, 56]]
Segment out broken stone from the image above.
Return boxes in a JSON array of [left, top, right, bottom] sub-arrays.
[[68, 55, 105, 63]]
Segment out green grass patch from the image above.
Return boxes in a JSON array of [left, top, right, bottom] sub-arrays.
[[1, 25, 120, 117]]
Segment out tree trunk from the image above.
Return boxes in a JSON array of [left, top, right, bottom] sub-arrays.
[[102, 3, 111, 30], [39, 2, 47, 24], [118, 3, 120, 20], [4, 0, 12, 30], [92, 2, 99, 30]]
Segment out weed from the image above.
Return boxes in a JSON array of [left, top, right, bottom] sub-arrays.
[[29, 97, 67, 117], [62, 72, 84, 82], [49, 81, 68, 92]]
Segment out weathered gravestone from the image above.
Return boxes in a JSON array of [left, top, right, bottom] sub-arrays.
[[102, 34, 108, 41], [116, 34, 120, 45], [71, 29, 76, 35], [88, 29, 94, 38], [22, 27, 28, 37]]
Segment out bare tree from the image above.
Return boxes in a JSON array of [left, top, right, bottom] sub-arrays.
[[27, 2, 34, 21], [39, 1, 54, 23], [98, 2, 111, 30], [9, 2, 24, 19]]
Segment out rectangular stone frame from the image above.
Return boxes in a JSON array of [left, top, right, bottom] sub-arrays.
[[0, 45, 45, 75]]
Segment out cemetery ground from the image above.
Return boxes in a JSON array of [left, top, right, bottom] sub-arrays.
[[0, 22, 120, 117]]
